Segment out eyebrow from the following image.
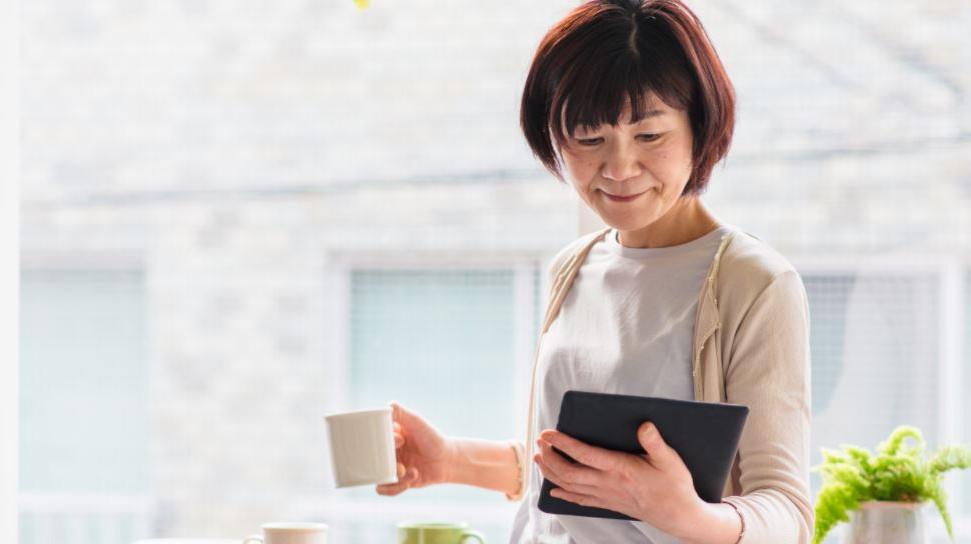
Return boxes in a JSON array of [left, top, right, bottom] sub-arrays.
[[635, 109, 666, 120]]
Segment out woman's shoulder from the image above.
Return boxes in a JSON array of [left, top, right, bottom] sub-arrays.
[[721, 229, 797, 276], [717, 229, 805, 302]]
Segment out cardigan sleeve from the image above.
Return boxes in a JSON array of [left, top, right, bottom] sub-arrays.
[[721, 269, 814, 543]]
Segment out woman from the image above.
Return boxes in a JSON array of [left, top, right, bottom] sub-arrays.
[[376, 1, 813, 542]]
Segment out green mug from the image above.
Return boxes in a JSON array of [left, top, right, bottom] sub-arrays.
[[396, 521, 486, 544]]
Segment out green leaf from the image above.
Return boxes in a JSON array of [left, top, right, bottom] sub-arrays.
[[813, 426, 971, 543], [930, 446, 971, 475]]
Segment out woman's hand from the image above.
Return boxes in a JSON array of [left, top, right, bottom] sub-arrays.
[[533, 421, 711, 539], [375, 402, 454, 496]]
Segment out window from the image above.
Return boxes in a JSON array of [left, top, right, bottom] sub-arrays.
[[19, 269, 150, 544], [350, 269, 519, 444], [806, 271, 941, 455]]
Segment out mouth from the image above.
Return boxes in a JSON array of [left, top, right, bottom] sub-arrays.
[[600, 189, 647, 203]]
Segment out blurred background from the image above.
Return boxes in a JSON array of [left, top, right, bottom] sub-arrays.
[[16, 0, 971, 542]]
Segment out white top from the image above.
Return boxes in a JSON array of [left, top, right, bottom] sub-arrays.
[[509, 224, 738, 544]]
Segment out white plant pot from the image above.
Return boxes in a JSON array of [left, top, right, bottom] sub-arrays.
[[841, 501, 928, 544]]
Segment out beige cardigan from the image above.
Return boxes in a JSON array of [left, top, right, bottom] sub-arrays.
[[509, 226, 814, 543]]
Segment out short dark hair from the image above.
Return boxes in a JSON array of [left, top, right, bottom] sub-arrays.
[[520, 0, 735, 195]]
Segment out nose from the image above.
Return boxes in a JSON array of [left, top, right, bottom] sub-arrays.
[[600, 140, 643, 182]]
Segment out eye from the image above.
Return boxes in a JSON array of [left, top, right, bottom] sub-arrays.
[[577, 138, 603, 146], [575, 134, 661, 146]]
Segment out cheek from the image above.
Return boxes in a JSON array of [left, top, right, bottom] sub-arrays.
[[562, 155, 599, 189], [563, 151, 595, 173], [651, 145, 693, 186], [643, 153, 678, 184]]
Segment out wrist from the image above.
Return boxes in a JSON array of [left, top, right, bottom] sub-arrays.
[[442, 437, 521, 496], [443, 437, 463, 485], [670, 497, 711, 542], [674, 500, 743, 544]]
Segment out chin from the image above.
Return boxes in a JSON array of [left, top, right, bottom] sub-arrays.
[[597, 209, 660, 232]]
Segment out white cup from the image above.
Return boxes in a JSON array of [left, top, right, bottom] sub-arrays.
[[242, 522, 328, 544], [324, 406, 399, 488]]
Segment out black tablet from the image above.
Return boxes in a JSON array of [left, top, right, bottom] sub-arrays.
[[537, 390, 748, 520]]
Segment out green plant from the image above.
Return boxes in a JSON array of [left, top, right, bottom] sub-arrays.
[[813, 426, 971, 543]]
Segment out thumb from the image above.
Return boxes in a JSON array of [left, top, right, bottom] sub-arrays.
[[637, 421, 675, 468]]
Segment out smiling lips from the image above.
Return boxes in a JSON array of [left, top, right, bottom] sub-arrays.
[[601, 189, 647, 202]]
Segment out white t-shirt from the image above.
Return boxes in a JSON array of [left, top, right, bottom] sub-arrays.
[[509, 224, 738, 544]]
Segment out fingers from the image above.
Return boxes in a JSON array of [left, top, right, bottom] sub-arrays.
[[390, 402, 431, 435], [538, 430, 616, 471], [390, 402, 413, 426], [535, 438, 600, 488], [535, 452, 600, 496], [390, 403, 410, 436], [393, 421, 406, 448], [548, 487, 604, 510], [375, 466, 420, 496]]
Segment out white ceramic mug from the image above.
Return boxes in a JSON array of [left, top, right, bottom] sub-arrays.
[[324, 406, 399, 488], [242, 522, 328, 544]]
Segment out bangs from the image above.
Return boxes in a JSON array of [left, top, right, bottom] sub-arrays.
[[550, 14, 695, 146]]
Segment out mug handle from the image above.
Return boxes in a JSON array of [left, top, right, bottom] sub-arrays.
[[460, 529, 486, 543], [242, 535, 263, 544]]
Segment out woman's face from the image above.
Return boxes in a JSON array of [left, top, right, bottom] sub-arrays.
[[557, 93, 695, 234]]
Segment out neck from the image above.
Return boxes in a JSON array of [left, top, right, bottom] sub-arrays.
[[616, 196, 721, 249]]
